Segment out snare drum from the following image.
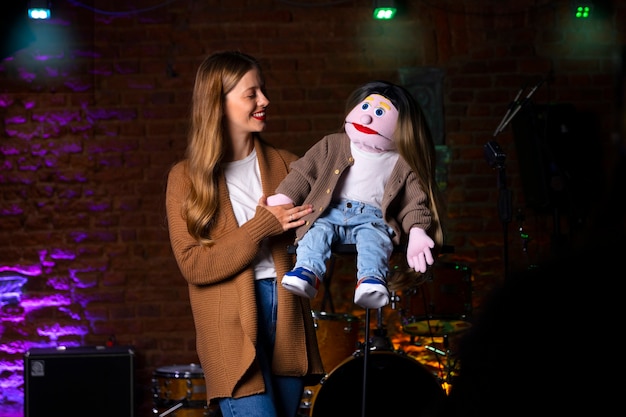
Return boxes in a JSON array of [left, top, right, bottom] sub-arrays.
[[310, 351, 446, 417], [401, 262, 473, 336], [152, 364, 209, 416]]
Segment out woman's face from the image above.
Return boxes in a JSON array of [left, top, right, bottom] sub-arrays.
[[224, 68, 270, 138]]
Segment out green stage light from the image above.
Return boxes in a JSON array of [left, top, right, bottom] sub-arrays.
[[373, 7, 396, 20], [373, 0, 397, 20], [573, 2, 593, 19], [575, 6, 591, 18]]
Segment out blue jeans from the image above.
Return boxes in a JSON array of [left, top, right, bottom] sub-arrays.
[[295, 199, 394, 281], [218, 278, 304, 417]]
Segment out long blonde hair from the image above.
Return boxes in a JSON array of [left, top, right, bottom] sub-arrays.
[[184, 51, 264, 245], [342, 81, 445, 289]]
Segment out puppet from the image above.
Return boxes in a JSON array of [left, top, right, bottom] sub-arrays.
[[267, 80, 443, 309]]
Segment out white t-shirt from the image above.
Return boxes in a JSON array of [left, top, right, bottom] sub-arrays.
[[222, 149, 276, 280], [336, 142, 399, 208]]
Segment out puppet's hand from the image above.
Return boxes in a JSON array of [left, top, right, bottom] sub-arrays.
[[266, 193, 294, 206], [406, 227, 435, 273]]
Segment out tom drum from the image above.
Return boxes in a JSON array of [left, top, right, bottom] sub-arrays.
[[401, 262, 473, 336], [300, 311, 361, 414], [312, 310, 361, 373]]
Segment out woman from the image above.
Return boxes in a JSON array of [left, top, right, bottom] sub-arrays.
[[165, 51, 324, 417]]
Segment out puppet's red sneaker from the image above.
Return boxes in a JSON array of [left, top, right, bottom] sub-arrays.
[[282, 267, 320, 298], [354, 277, 389, 309]]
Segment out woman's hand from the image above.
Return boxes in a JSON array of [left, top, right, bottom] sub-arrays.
[[258, 195, 313, 231]]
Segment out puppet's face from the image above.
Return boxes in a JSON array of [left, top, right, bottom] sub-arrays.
[[345, 93, 399, 153]]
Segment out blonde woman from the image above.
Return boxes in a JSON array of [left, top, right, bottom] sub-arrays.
[[166, 51, 323, 417]]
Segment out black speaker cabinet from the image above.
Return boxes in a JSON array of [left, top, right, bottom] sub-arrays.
[[24, 345, 135, 417]]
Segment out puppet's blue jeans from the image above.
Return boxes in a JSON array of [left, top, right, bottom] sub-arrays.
[[294, 199, 394, 282], [218, 278, 304, 417]]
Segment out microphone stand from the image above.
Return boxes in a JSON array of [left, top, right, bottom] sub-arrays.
[[484, 141, 511, 281], [494, 79, 545, 137], [487, 77, 545, 281]]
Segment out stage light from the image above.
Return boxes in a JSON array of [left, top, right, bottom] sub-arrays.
[[28, 0, 51, 20], [373, 0, 397, 20], [573, 1, 593, 19]]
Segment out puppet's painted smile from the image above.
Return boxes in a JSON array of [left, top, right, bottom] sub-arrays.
[[351, 123, 377, 134]]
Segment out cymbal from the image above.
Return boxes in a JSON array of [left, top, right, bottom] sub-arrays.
[[403, 318, 471, 336]]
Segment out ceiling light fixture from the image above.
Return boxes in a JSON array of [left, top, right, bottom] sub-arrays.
[[28, 0, 51, 20]]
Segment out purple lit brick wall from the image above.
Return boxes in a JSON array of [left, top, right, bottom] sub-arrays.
[[1, 1, 624, 416]]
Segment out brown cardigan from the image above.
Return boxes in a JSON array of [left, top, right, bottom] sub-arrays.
[[165, 139, 324, 403]]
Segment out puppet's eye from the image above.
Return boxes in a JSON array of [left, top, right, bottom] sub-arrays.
[[374, 107, 385, 117], [361, 102, 371, 111]]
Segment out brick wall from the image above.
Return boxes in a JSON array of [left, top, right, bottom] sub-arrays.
[[1, 0, 624, 415]]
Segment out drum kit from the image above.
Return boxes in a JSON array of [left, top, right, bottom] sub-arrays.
[[150, 259, 472, 417], [300, 260, 473, 417]]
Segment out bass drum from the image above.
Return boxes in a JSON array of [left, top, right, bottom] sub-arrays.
[[310, 351, 446, 417]]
